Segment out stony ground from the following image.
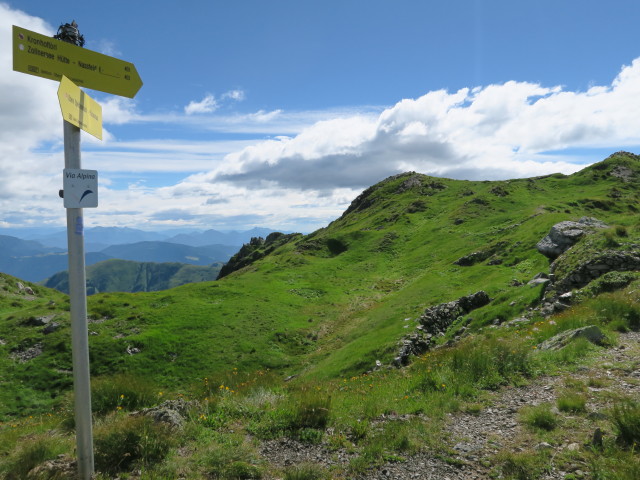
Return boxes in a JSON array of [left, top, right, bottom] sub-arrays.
[[29, 333, 639, 479], [259, 331, 640, 479]]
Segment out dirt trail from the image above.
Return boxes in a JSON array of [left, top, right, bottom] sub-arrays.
[[260, 332, 640, 479]]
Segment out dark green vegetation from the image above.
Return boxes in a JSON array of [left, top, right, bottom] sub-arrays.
[[1, 152, 639, 478], [43, 259, 223, 295]]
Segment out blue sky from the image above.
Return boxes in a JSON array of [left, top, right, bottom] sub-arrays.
[[2, 1, 640, 233]]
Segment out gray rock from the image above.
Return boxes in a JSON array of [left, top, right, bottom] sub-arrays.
[[126, 345, 141, 355], [392, 291, 490, 367], [536, 217, 607, 259], [23, 315, 54, 327], [17, 281, 35, 295], [138, 399, 190, 429], [43, 322, 60, 334], [10, 343, 43, 362], [538, 325, 605, 351], [505, 317, 530, 328]]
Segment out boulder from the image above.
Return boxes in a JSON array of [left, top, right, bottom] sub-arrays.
[[538, 325, 605, 351], [536, 217, 607, 259], [138, 399, 191, 429]]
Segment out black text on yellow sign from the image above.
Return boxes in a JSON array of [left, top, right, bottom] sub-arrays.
[[57, 76, 103, 140], [13, 25, 142, 98]]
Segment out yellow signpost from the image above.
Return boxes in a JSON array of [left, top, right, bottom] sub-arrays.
[[58, 76, 102, 140], [13, 25, 142, 98], [12, 21, 143, 479]]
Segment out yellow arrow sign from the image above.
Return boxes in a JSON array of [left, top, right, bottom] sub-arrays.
[[58, 76, 103, 140], [13, 25, 142, 98]]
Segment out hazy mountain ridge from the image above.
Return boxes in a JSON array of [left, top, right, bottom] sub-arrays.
[[99, 241, 237, 266], [5, 226, 285, 249], [0, 228, 280, 282]]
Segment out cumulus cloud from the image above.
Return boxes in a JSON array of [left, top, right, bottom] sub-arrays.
[[206, 60, 640, 191], [184, 93, 218, 115], [3, 3, 640, 234], [0, 5, 64, 225]]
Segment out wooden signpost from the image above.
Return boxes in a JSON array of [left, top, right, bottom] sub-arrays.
[[13, 22, 143, 480]]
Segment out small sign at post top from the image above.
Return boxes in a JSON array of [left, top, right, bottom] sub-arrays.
[[58, 76, 102, 140], [63, 169, 98, 208]]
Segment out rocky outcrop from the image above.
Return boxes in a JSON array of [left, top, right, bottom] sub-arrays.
[[538, 325, 605, 351], [217, 232, 300, 279], [10, 343, 43, 362], [536, 217, 608, 259], [533, 215, 639, 315], [552, 250, 640, 294], [454, 242, 507, 267], [393, 291, 490, 367]]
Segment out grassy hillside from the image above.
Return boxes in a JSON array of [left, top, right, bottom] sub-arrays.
[[0, 152, 638, 420], [1, 152, 640, 479], [43, 259, 224, 294]]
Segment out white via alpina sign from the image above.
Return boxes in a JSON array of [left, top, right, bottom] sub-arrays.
[[63, 168, 98, 208]]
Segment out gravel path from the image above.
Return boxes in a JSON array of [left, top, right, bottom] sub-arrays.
[[259, 331, 640, 479]]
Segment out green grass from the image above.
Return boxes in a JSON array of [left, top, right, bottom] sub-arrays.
[[520, 403, 558, 431], [2, 154, 639, 419], [0, 153, 639, 477], [611, 398, 640, 448], [557, 392, 587, 413], [1, 280, 640, 478]]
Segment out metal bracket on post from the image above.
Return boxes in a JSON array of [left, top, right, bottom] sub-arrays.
[[63, 120, 94, 479]]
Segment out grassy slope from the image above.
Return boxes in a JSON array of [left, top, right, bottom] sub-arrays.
[[0, 152, 638, 419]]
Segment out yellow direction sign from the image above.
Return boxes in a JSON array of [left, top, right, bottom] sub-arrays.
[[13, 25, 142, 98], [58, 76, 103, 140]]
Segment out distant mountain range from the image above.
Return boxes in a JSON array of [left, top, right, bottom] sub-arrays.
[[6, 226, 286, 250], [99, 242, 237, 266], [164, 227, 282, 247], [0, 227, 285, 282], [0, 235, 110, 282]]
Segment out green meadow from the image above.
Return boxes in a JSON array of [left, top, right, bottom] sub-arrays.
[[1, 151, 639, 478]]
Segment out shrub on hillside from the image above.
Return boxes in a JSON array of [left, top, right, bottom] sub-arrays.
[[290, 388, 331, 430], [611, 399, 640, 448], [94, 414, 175, 474], [1, 434, 68, 480], [520, 403, 557, 431], [91, 373, 158, 415]]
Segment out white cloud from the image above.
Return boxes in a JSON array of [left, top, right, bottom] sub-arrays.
[[222, 89, 245, 101], [101, 97, 138, 125], [91, 39, 121, 57], [207, 59, 640, 191], [3, 4, 640, 234], [184, 93, 218, 115]]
